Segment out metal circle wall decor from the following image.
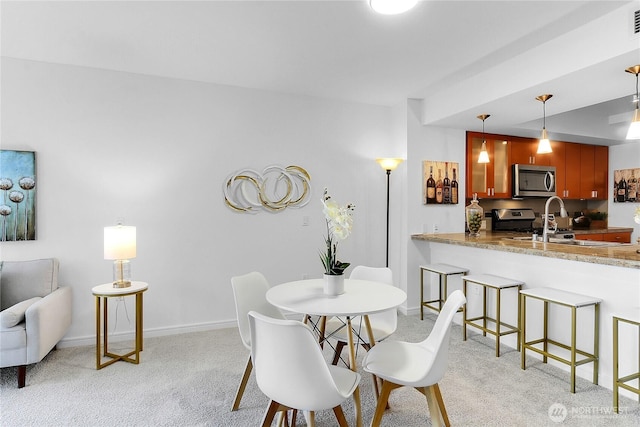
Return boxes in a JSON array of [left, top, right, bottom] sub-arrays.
[[224, 165, 311, 213]]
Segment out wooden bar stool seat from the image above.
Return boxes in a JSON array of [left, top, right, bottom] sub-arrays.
[[613, 308, 640, 413], [520, 287, 601, 393], [420, 263, 468, 320], [462, 274, 523, 357]]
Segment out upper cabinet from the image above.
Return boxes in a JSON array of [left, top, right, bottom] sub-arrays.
[[556, 143, 582, 199], [466, 132, 510, 199], [579, 145, 608, 200], [466, 133, 609, 200], [510, 138, 554, 166]]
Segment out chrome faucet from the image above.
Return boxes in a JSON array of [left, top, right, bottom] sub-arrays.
[[542, 195, 568, 243]]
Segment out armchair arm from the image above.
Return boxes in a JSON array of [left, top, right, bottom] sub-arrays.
[[25, 286, 72, 363]]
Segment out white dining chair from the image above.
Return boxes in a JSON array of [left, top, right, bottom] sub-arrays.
[[326, 266, 396, 365], [362, 290, 466, 427], [230, 272, 286, 412], [248, 311, 361, 427]]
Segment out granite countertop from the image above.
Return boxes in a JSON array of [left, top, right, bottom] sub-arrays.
[[411, 229, 640, 269]]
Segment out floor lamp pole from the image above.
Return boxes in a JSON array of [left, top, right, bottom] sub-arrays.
[[385, 169, 391, 267]]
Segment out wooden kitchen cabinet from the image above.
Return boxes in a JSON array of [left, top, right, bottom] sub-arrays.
[[574, 232, 631, 243], [593, 145, 608, 199], [510, 138, 554, 166], [579, 145, 608, 200], [466, 132, 510, 199], [557, 143, 581, 199]]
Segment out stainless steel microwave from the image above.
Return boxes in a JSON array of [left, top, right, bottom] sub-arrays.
[[512, 164, 556, 198]]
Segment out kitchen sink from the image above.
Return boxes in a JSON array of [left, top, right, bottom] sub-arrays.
[[503, 236, 626, 247]]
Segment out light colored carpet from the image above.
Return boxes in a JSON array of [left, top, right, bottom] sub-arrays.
[[1, 313, 639, 426]]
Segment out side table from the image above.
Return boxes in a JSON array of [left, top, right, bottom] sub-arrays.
[[92, 281, 148, 370]]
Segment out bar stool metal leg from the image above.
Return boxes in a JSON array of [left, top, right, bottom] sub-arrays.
[[571, 306, 577, 394]]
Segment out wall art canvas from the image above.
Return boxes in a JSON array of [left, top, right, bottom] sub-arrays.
[[423, 160, 460, 205], [613, 167, 639, 203], [0, 150, 37, 241]]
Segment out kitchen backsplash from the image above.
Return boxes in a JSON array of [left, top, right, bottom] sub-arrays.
[[471, 198, 607, 220]]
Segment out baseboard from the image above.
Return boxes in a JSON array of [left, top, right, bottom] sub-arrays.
[[58, 319, 237, 348]]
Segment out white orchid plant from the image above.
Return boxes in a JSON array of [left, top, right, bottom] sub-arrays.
[[320, 188, 355, 275]]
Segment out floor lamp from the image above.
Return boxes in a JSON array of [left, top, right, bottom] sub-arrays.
[[376, 158, 404, 267]]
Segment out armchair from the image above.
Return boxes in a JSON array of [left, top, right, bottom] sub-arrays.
[[0, 258, 72, 388]]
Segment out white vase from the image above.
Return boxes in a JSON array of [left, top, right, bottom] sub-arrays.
[[323, 273, 345, 296]]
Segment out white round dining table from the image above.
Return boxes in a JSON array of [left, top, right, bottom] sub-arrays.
[[266, 278, 407, 317], [266, 278, 406, 427]]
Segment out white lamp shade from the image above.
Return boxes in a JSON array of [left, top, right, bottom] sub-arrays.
[[376, 158, 404, 171], [370, 0, 417, 15], [477, 141, 490, 164], [626, 109, 640, 139], [537, 129, 552, 154], [104, 225, 137, 260]]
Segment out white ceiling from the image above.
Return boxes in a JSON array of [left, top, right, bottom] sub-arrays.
[[2, 0, 639, 145]]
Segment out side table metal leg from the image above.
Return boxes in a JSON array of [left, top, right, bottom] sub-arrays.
[[95, 296, 101, 370]]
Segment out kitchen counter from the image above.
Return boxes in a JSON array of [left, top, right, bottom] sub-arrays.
[[411, 229, 639, 269], [410, 228, 639, 398]]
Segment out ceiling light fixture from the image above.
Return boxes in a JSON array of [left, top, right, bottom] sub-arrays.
[[536, 94, 553, 154], [626, 65, 640, 140], [477, 114, 490, 164], [369, 0, 418, 15]]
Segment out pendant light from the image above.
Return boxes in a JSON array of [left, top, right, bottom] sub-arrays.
[[369, 0, 418, 15], [536, 94, 553, 154], [477, 114, 490, 164], [626, 65, 640, 140]]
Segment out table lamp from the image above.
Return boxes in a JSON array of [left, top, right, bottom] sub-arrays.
[[104, 224, 136, 288]]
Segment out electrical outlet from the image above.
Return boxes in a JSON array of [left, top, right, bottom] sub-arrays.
[[302, 216, 310, 226], [433, 224, 439, 233]]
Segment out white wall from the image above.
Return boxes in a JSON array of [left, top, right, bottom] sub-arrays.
[[608, 142, 640, 243], [0, 58, 404, 345], [405, 99, 466, 314]]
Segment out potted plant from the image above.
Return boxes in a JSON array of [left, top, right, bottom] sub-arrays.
[[320, 188, 355, 295]]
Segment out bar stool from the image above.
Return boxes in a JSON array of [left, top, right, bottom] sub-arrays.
[[462, 274, 523, 357], [520, 287, 600, 393], [613, 309, 640, 413], [419, 263, 468, 320]]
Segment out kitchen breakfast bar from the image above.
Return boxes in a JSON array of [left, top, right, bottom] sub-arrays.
[[411, 230, 639, 399]]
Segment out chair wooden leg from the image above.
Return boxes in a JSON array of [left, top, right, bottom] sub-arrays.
[[261, 400, 281, 427], [304, 410, 316, 427], [332, 341, 346, 365], [432, 384, 450, 427], [17, 365, 26, 388], [424, 386, 443, 427], [231, 355, 252, 411], [371, 380, 401, 427], [333, 405, 349, 427]]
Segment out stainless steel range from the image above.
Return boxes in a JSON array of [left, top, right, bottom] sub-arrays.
[[491, 208, 575, 238], [491, 208, 536, 232]]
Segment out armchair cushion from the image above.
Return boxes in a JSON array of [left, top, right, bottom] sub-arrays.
[[1, 297, 41, 328], [1, 259, 59, 310]]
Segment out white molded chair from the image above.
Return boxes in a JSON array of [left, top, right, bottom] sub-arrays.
[[326, 266, 396, 365], [362, 290, 466, 427], [248, 311, 361, 427], [230, 272, 285, 411]]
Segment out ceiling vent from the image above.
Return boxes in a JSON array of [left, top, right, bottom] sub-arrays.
[[635, 9, 640, 34]]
